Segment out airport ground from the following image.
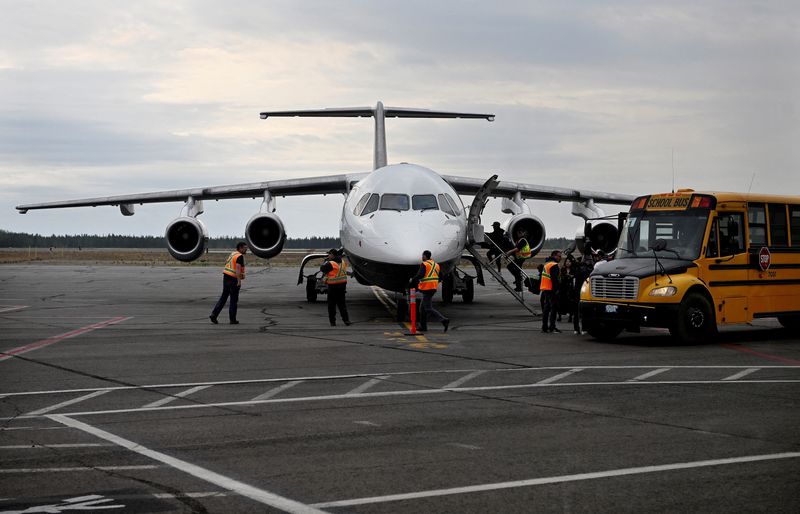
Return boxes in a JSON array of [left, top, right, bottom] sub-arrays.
[[1, 263, 799, 513]]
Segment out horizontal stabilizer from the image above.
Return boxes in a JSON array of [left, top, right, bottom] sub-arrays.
[[260, 106, 494, 121]]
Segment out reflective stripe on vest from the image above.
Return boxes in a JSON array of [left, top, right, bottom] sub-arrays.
[[539, 261, 557, 291], [325, 260, 348, 285], [223, 251, 244, 279], [418, 259, 440, 290], [518, 238, 531, 259]]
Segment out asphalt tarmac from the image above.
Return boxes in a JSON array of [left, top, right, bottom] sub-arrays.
[[1, 265, 799, 513]]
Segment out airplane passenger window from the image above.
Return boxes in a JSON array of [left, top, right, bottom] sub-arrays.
[[445, 194, 463, 216], [361, 194, 379, 215], [438, 194, 456, 215], [412, 195, 438, 211], [380, 194, 409, 211], [353, 193, 371, 215]]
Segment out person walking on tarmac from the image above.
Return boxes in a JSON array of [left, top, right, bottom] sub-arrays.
[[210, 242, 248, 325], [320, 249, 351, 326], [504, 229, 532, 292], [410, 250, 450, 332], [540, 250, 562, 333], [572, 255, 593, 334]]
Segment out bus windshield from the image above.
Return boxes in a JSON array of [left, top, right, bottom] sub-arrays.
[[618, 210, 710, 260]]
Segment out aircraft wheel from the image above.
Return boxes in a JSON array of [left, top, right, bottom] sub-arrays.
[[669, 292, 716, 344], [396, 296, 408, 322], [462, 277, 474, 303], [305, 276, 318, 303], [442, 276, 454, 304]]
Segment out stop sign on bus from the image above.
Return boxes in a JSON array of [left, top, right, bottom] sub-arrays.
[[759, 246, 771, 271]]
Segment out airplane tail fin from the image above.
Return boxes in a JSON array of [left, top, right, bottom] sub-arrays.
[[260, 102, 494, 170]]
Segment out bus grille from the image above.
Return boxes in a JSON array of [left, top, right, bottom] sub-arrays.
[[591, 276, 639, 300]]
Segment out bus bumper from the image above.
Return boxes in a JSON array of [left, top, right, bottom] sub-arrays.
[[580, 301, 679, 331]]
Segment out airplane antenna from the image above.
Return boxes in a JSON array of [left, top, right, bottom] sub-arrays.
[[747, 172, 756, 193]]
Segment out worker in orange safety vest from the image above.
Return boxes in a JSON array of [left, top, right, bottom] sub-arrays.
[[409, 250, 450, 332], [539, 250, 562, 333], [320, 248, 351, 326], [210, 242, 247, 325]]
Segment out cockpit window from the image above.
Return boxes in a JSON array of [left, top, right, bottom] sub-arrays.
[[412, 195, 438, 211], [361, 194, 379, 215], [438, 194, 457, 216], [380, 194, 409, 211], [353, 192, 371, 216], [445, 193, 462, 216]]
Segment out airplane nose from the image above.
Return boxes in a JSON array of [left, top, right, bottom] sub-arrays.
[[391, 221, 462, 264]]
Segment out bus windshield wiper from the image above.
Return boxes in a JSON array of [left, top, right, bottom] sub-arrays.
[[651, 239, 673, 284]]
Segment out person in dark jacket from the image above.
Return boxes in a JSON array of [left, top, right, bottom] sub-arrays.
[[320, 249, 351, 326], [572, 255, 594, 334], [485, 222, 507, 272], [210, 242, 247, 325], [539, 250, 562, 333], [504, 230, 532, 292]]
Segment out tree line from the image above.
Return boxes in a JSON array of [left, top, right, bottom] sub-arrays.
[[0, 229, 574, 250]]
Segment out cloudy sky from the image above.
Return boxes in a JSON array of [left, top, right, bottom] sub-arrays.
[[2, 0, 798, 241]]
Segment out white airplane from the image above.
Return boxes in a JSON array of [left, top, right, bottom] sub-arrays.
[[16, 101, 634, 305]]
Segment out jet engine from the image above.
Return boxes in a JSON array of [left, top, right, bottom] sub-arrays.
[[245, 212, 287, 258], [507, 214, 546, 256], [165, 216, 208, 262], [575, 221, 619, 255]]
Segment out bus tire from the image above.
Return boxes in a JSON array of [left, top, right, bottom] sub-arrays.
[[306, 276, 318, 303], [585, 321, 623, 341], [777, 315, 800, 331], [670, 292, 716, 343]]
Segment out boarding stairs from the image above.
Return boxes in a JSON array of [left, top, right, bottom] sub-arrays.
[[465, 175, 538, 317]]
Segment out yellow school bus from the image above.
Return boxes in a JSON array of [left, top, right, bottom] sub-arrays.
[[579, 189, 800, 342]]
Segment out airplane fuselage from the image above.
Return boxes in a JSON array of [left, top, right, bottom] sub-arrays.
[[340, 163, 467, 292]]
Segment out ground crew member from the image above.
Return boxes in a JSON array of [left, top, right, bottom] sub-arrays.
[[540, 250, 562, 333], [210, 242, 247, 325], [320, 248, 351, 326], [504, 230, 532, 291], [410, 250, 450, 332]]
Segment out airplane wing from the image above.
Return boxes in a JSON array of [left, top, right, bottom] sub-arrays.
[[443, 175, 635, 206], [15, 173, 368, 213]]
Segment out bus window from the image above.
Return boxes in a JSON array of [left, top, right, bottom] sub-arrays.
[[719, 213, 745, 256], [748, 204, 766, 246], [768, 203, 788, 246], [791, 205, 800, 246], [706, 218, 719, 258]]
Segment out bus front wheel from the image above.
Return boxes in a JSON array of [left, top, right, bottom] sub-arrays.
[[670, 292, 716, 343]]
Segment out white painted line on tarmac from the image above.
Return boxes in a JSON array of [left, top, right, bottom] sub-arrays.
[[444, 370, 487, 389], [354, 420, 380, 427], [6, 379, 800, 421], [4, 366, 798, 397], [537, 368, 583, 384], [25, 390, 111, 416], [0, 465, 158, 474], [628, 368, 671, 382], [141, 385, 212, 409], [311, 452, 800, 508], [345, 376, 389, 396], [251, 380, 304, 401], [0, 443, 111, 449], [447, 443, 482, 450], [48, 415, 327, 514], [153, 492, 228, 499], [722, 368, 760, 381]]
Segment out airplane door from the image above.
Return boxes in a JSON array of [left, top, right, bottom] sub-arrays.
[[466, 175, 500, 246]]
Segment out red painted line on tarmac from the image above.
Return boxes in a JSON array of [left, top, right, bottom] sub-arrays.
[[719, 343, 800, 366], [0, 316, 132, 362], [0, 305, 28, 313]]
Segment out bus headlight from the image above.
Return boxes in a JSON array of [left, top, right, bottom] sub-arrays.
[[580, 280, 589, 295], [649, 286, 678, 297]]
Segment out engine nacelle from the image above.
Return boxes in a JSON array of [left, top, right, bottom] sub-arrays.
[[507, 214, 546, 257], [165, 216, 208, 262], [245, 212, 287, 259], [575, 221, 619, 256]]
